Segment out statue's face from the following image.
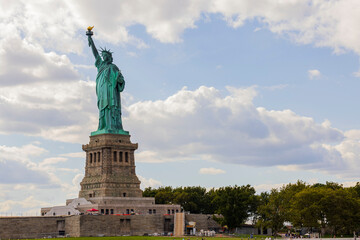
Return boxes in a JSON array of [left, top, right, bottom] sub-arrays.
[[102, 52, 112, 63]]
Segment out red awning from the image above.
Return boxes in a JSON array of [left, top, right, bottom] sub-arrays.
[[86, 208, 99, 212]]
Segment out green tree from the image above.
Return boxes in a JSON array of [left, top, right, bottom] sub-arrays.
[[281, 180, 308, 222], [173, 186, 212, 214], [143, 186, 215, 214], [212, 185, 258, 229], [290, 183, 360, 235], [290, 187, 325, 230], [255, 192, 270, 233], [256, 181, 307, 236], [348, 182, 360, 198], [257, 189, 286, 236], [142, 187, 158, 198], [143, 186, 174, 204], [320, 188, 360, 235]]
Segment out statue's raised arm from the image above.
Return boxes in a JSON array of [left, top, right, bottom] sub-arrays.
[[86, 26, 99, 59]]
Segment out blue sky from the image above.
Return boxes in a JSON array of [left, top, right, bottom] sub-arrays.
[[1, 0, 360, 215]]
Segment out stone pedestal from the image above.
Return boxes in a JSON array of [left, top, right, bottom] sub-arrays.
[[79, 134, 142, 199]]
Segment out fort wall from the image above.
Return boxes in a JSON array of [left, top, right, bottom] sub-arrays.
[[0, 216, 69, 239], [0, 214, 176, 239]]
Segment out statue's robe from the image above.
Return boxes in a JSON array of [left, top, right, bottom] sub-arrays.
[[95, 55, 125, 131]]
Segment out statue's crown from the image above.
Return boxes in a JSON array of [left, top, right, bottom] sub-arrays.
[[99, 47, 113, 56]]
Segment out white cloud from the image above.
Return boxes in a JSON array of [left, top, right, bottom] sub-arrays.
[[0, 70, 357, 180], [39, 157, 68, 167], [254, 27, 261, 32], [0, 0, 83, 54], [0, 144, 47, 162], [254, 183, 286, 193], [210, 0, 360, 55], [69, 0, 360, 55], [353, 70, 360, 77], [0, 80, 98, 143], [0, 2, 99, 143], [0, 144, 56, 185], [37, 157, 80, 174], [126, 52, 138, 57], [124, 85, 360, 178], [60, 152, 85, 158], [263, 84, 288, 91], [67, 0, 360, 56], [199, 167, 226, 175], [74, 64, 96, 70], [2, 0, 360, 55], [0, 196, 51, 213], [138, 175, 162, 189], [0, 143, 83, 214], [136, 151, 168, 163], [61, 173, 84, 198], [308, 69, 321, 80], [0, 143, 82, 191], [342, 181, 359, 188]]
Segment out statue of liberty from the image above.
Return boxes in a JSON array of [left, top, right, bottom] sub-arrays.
[[86, 27, 129, 136]]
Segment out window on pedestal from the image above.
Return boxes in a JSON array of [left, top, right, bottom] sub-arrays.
[[101, 209, 104, 214], [98, 152, 100, 162], [106, 209, 109, 215], [172, 209, 174, 214], [94, 152, 96, 163], [149, 209, 152, 214], [120, 151, 123, 162], [125, 152, 129, 162], [110, 209, 114, 214], [126, 209, 130, 214], [114, 151, 117, 162], [123, 192, 126, 197], [167, 209, 170, 214], [153, 209, 156, 214], [89, 153, 92, 164]]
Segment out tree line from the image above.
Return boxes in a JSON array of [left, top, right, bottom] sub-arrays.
[[143, 181, 360, 235]]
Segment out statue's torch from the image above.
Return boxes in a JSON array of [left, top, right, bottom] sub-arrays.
[[86, 26, 94, 36]]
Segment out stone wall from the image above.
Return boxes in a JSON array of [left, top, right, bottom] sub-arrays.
[[78, 214, 171, 236], [65, 215, 81, 237], [0, 214, 225, 238], [0, 216, 69, 239], [0, 214, 175, 239]]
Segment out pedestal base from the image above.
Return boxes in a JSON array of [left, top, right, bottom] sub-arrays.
[[79, 133, 142, 199]]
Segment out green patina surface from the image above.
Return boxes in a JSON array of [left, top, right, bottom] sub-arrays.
[[91, 128, 129, 136], [87, 29, 129, 136]]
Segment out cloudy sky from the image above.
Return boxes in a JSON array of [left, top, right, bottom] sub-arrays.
[[2, 0, 360, 215]]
